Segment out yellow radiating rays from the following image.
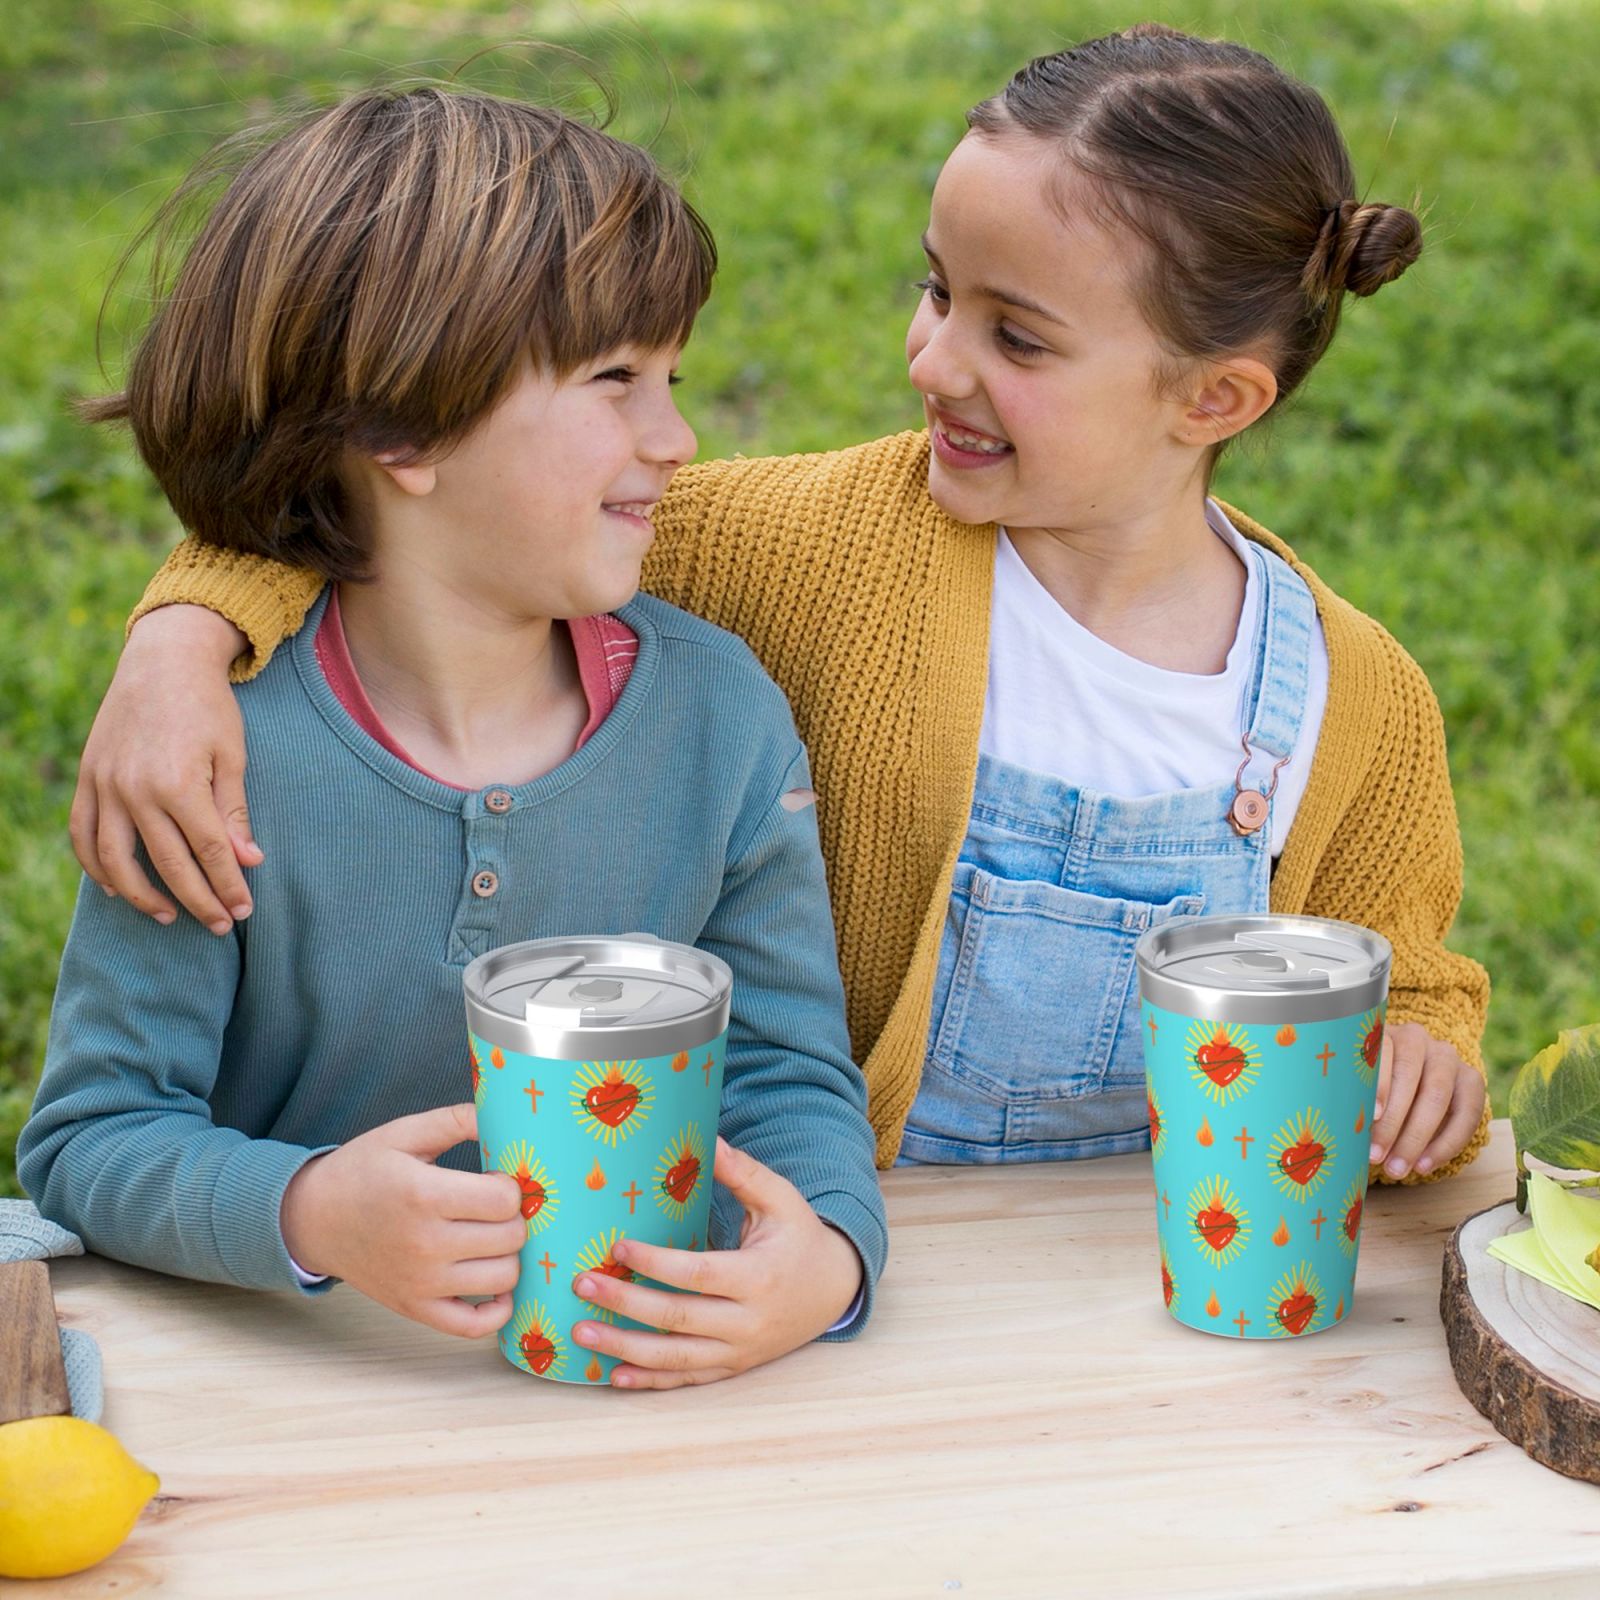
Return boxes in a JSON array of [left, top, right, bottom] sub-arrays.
[[1336, 1176, 1365, 1257], [570, 1061, 654, 1146], [505, 1299, 567, 1377], [1159, 1245, 1178, 1316], [497, 1142, 558, 1237], [1147, 1087, 1167, 1160], [468, 1037, 484, 1103], [575, 1228, 635, 1324], [1269, 1108, 1336, 1200], [654, 1124, 708, 1222], [1186, 1020, 1261, 1105], [1267, 1261, 1327, 1337], [1188, 1176, 1250, 1266], [1355, 1007, 1385, 1082]]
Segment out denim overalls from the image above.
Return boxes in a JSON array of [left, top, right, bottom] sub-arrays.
[[898, 540, 1316, 1164]]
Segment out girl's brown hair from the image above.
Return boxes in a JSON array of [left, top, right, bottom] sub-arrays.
[[85, 87, 716, 579], [967, 23, 1420, 422]]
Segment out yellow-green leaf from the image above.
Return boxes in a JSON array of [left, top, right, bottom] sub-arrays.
[[1510, 1024, 1600, 1174]]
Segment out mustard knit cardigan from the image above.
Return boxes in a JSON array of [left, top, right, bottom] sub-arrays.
[[134, 430, 1491, 1179]]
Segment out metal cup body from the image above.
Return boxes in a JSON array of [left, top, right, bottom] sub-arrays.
[[1136, 915, 1390, 1340], [464, 937, 731, 1383]]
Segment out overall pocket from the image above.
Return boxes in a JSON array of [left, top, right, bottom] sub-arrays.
[[928, 863, 1204, 1112]]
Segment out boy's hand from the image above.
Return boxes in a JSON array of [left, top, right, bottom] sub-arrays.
[[70, 604, 257, 934], [280, 1103, 525, 1339], [1368, 1021, 1487, 1180], [571, 1137, 864, 1389]]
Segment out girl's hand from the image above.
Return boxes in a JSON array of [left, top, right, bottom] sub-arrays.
[[570, 1137, 864, 1389], [1368, 1021, 1487, 1180], [70, 605, 258, 933], [280, 1103, 525, 1339]]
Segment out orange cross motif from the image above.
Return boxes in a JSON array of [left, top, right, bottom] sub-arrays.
[[1147, 1014, 1158, 1044], [702, 1055, 714, 1087], [1233, 1311, 1250, 1336], [1160, 1189, 1171, 1219], [1311, 1209, 1327, 1240], [525, 1078, 544, 1113], [621, 1182, 642, 1215], [1235, 1127, 1254, 1160], [537, 1253, 556, 1285], [1316, 1043, 1335, 1076]]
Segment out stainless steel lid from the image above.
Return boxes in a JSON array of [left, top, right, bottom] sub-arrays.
[[464, 934, 732, 1060], [1135, 914, 1391, 1024]]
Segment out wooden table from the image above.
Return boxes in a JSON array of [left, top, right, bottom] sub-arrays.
[[39, 1121, 1600, 1598]]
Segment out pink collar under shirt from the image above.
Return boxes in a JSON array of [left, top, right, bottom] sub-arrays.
[[315, 588, 639, 789]]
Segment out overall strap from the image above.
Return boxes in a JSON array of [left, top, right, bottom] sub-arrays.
[[1239, 542, 1316, 772]]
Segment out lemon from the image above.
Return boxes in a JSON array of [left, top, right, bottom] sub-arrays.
[[0, 1416, 159, 1579]]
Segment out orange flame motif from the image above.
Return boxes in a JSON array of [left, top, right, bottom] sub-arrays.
[[671, 1050, 689, 1073], [1272, 1217, 1290, 1247], [585, 1159, 606, 1191], [585, 1356, 604, 1383], [1197, 1116, 1215, 1147], [1355, 1109, 1366, 1133], [1205, 1289, 1221, 1318], [490, 1045, 505, 1070], [1276, 1024, 1297, 1046], [1335, 1295, 1345, 1320]]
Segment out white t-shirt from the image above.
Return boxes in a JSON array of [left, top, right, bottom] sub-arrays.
[[979, 502, 1329, 856]]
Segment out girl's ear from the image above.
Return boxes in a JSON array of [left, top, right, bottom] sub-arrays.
[[1181, 357, 1278, 447], [372, 451, 437, 498]]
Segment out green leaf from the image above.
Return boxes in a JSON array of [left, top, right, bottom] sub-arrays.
[[1509, 1024, 1600, 1174]]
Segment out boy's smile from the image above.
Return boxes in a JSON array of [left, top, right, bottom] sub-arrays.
[[364, 343, 695, 623]]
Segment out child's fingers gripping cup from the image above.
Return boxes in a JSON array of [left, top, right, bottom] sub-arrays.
[[463, 935, 731, 1384], [1135, 915, 1391, 1340]]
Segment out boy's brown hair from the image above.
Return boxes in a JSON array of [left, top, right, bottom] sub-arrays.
[[85, 87, 717, 579]]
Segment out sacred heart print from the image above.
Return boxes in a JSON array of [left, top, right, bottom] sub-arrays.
[[1185, 1020, 1260, 1105], [472, 1028, 726, 1381], [1143, 1000, 1381, 1339], [571, 1060, 654, 1145], [655, 1125, 708, 1221]]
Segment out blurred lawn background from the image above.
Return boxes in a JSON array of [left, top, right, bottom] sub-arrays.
[[2, 0, 1596, 1193]]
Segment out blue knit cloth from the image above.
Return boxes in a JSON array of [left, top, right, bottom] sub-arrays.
[[19, 590, 885, 1331], [0, 1200, 102, 1422]]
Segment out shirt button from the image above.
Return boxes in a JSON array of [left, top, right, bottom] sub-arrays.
[[485, 789, 513, 814], [472, 870, 500, 898]]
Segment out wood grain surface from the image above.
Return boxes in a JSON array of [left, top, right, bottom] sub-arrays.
[[36, 1122, 1600, 1599]]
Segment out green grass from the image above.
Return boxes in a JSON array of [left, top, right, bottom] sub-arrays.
[[3, 0, 1597, 1194]]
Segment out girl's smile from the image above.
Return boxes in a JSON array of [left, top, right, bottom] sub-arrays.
[[928, 407, 1014, 467]]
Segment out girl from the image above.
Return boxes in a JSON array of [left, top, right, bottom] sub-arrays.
[[69, 25, 1489, 1186], [21, 87, 884, 1389]]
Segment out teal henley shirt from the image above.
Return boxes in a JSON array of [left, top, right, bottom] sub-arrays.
[[20, 590, 886, 1330]]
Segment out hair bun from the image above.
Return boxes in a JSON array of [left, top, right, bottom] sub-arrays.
[[1305, 200, 1422, 300]]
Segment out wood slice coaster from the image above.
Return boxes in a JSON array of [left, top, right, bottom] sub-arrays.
[[1442, 1200, 1600, 1484]]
